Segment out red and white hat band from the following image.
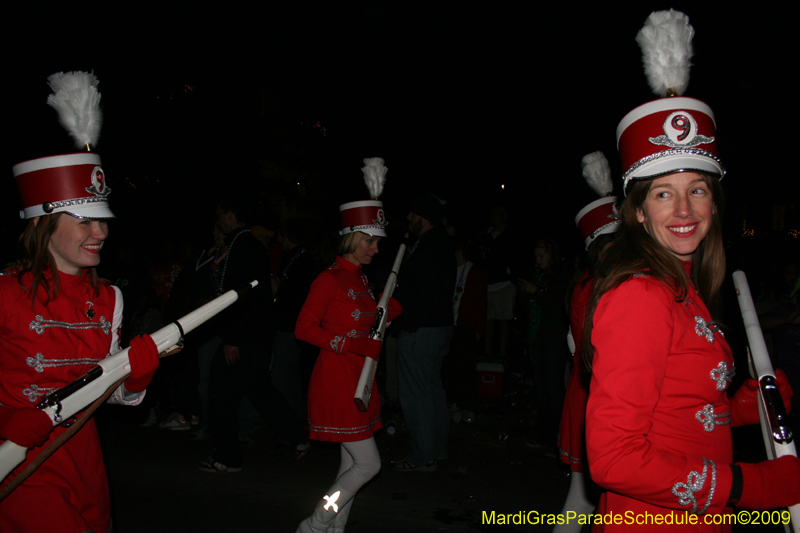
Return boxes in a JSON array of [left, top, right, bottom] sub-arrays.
[[339, 200, 387, 237], [575, 196, 621, 249], [617, 97, 724, 193], [12, 153, 114, 220]]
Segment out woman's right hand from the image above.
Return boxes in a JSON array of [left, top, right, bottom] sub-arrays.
[[349, 337, 382, 361], [0, 405, 53, 448], [735, 456, 800, 510]]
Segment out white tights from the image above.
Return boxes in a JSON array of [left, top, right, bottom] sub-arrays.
[[335, 437, 381, 493], [553, 471, 596, 533]]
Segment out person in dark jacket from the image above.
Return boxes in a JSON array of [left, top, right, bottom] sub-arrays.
[[392, 195, 456, 472], [199, 199, 309, 472], [272, 218, 322, 420]]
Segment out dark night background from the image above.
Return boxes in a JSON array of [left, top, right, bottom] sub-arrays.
[[2, 3, 797, 268], [0, 6, 797, 530]]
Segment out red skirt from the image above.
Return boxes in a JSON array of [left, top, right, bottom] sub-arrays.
[[307, 348, 382, 442], [557, 359, 589, 472]]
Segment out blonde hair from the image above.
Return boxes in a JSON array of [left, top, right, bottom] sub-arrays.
[[338, 231, 367, 256]]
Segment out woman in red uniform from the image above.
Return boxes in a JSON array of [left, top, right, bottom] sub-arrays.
[[556, 191, 620, 532], [584, 96, 800, 532], [0, 153, 159, 533], [294, 200, 401, 533]]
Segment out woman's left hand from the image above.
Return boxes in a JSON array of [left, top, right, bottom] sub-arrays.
[[124, 335, 159, 393], [516, 278, 537, 294], [731, 369, 793, 426]]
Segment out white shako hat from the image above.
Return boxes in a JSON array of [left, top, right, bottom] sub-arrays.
[[576, 197, 620, 250], [13, 153, 113, 219], [618, 10, 724, 196], [575, 151, 621, 249], [617, 97, 723, 195], [13, 71, 114, 220], [339, 200, 387, 237], [339, 157, 389, 237]]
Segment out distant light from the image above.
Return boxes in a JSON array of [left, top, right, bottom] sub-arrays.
[[297, 182, 300, 185], [501, 184, 505, 189]]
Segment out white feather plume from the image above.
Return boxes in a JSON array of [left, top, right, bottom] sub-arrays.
[[362, 157, 388, 199], [46, 71, 103, 149], [581, 151, 613, 197], [636, 9, 694, 97]]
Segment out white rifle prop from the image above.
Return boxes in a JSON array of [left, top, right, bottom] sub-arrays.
[[0, 281, 258, 484], [354, 243, 405, 412], [733, 270, 800, 533]]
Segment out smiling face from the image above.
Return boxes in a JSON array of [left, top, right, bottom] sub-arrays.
[[636, 172, 714, 261], [344, 232, 380, 267], [47, 215, 109, 275]]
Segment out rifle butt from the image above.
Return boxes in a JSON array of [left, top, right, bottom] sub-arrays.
[[354, 358, 377, 412], [0, 441, 28, 486]]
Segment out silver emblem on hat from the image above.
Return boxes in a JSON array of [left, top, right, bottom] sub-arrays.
[[85, 166, 111, 198], [649, 110, 715, 148]]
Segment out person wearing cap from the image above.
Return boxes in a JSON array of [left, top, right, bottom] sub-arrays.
[[391, 195, 456, 472], [583, 96, 800, 529], [294, 199, 402, 532], [0, 153, 159, 532]]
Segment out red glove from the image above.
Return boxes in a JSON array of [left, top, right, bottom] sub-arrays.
[[731, 370, 793, 427], [386, 296, 403, 323], [0, 405, 53, 448], [124, 334, 159, 393], [736, 456, 800, 510], [349, 337, 382, 361], [377, 294, 404, 323]]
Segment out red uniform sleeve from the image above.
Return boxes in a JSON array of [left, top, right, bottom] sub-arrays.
[[296, 270, 369, 355], [295, 271, 341, 352], [586, 278, 733, 515]]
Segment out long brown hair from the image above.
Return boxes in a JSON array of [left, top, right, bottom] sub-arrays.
[[565, 231, 619, 313], [12, 214, 101, 304], [582, 174, 725, 371]]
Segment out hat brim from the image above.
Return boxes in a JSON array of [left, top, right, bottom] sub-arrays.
[[623, 151, 724, 194], [340, 226, 387, 238], [64, 203, 116, 220]]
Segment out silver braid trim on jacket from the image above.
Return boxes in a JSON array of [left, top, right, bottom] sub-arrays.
[[672, 458, 717, 514]]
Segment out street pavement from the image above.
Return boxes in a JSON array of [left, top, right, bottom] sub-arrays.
[[98, 388, 570, 533]]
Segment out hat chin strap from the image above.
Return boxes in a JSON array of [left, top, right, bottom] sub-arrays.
[[340, 224, 386, 237], [20, 198, 115, 221]]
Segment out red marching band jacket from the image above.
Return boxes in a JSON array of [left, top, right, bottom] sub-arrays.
[[0, 270, 135, 533], [586, 268, 736, 531], [296, 257, 402, 442]]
